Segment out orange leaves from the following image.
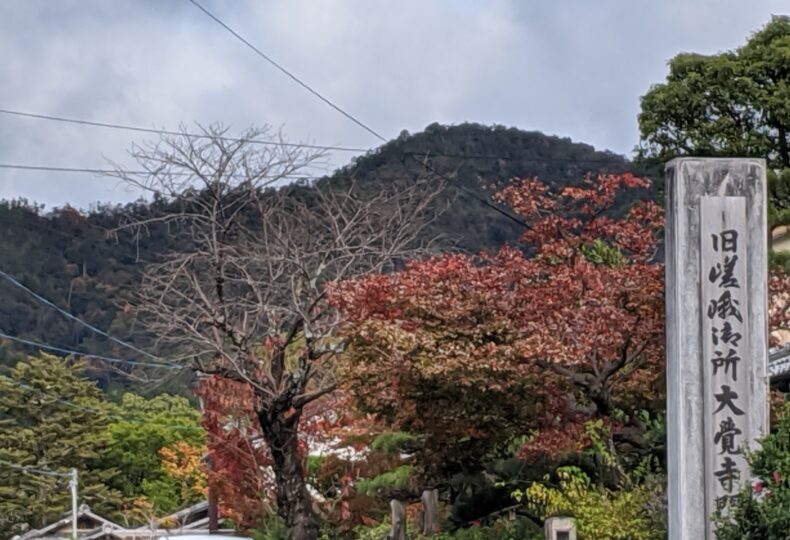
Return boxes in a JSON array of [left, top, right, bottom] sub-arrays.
[[159, 441, 208, 500], [333, 173, 665, 468], [495, 173, 662, 263]]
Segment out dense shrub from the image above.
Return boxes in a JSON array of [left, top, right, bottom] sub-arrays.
[[715, 403, 790, 539], [513, 466, 665, 540]]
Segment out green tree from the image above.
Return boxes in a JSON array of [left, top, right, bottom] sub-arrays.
[[0, 354, 122, 536], [637, 15, 790, 243], [98, 392, 205, 514], [638, 15, 790, 168]]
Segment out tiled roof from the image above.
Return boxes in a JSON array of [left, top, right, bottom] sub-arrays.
[[769, 344, 790, 378], [13, 502, 236, 539]]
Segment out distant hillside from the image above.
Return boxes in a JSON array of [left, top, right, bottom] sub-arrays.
[[326, 122, 638, 252], [0, 123, 649, 390]]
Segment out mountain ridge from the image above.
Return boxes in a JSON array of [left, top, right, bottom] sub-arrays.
[[0, 122, 648, 391]]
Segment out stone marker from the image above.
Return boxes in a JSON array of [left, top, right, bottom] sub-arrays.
[[420, 488, 440, 535], [389, 499, 406, 540], [665, 158, 769, 539], [544, 516, 576, 540]]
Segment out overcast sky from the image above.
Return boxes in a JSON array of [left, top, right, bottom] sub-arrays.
[[0, 0, 786, 210]]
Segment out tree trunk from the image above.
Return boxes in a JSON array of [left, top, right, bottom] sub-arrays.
[[778, 124, 790, 169], [259, 410, 319, 540], [208, 486, 219, 532]]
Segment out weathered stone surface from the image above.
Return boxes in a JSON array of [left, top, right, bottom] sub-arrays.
[[389, 499, 406, 540], [665, 158, 769, 540], [420, 489, 440, 535], [544, 516, 576, 540]]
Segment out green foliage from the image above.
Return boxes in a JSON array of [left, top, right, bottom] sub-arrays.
[[352, 520, 392, 540], [98, 392, 204, 513], [580, 239, 627, 267], [769, 249, 790, 271], [714, 403, 790, 539], [252, 515, 346, 540], [140, 477, 181, 515], [425, 518, 542, 540], [252, 515, 288, 540], [0, 354, 207, 533], [513, 467, 665, 540], [370, 432, 421, 453], [0, 354, 123, 536], [356, 465, 412, 496], [307, 455, 324, 478], [352, 517, 542, 540], [769, 169, 790, 244], [638, 16, 790, 169]]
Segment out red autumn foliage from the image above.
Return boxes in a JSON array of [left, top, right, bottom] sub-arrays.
[[769, 268, 790, 346], [332, 174, 666, 468], [195, 376, 379, 528], [196, 376, 275, 528]]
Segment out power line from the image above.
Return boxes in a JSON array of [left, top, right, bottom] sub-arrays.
[[0, 107, 627, 165], [414, 156, 531, 229], [0, 457, 70, 478], [0, 268, 161, 361], [0, 162, 325, 180], [0, 108, 368, 153], [0, 163, 148, 175], [0, 157, 593, 229], [187, 0, 388, 143], [0, 154, 624, 178], [182, 3, 626, 229], [0, 332, 181, 370]]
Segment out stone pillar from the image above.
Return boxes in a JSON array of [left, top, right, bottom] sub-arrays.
[[665, 158, 769, 539], [389, 499, 406, 540], [420, 489, 440, 535], [544, 516, 576, 540]]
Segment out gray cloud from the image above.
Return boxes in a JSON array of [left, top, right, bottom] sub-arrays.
[[0, 0, 786, 209]]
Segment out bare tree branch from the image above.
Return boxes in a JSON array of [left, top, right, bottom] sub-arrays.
[[114, 124, 444, 536]]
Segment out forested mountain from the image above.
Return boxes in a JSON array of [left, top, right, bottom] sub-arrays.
[[328, 123, 641, 251], [0, 123, 649, 390]]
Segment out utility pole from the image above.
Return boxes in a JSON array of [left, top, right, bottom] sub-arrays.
[[69, 468, 78, 539]]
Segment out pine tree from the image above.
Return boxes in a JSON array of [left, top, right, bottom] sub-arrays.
[[0, 354, 122, 536]]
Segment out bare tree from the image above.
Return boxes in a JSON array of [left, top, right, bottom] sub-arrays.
[[112, 125, 443, 540]]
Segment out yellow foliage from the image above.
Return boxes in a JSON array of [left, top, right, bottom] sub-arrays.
[[513, 467, 662, 540], [159, 440, 209, 501]]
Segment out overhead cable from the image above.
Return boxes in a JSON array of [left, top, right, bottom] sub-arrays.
[[187, 0, 388, 143], [0, 331, 181, 370], [0, 268, 160, 361], [0, 107, 367, 153]]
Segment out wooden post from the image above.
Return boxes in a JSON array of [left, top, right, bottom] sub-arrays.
[[208, 484, 219, 533]]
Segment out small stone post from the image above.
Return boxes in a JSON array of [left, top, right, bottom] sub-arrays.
[[544, 516, 576, 540], [389, 499, 406, 540], [420, 488, 440, 535], [665, 158, 769, 539]]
